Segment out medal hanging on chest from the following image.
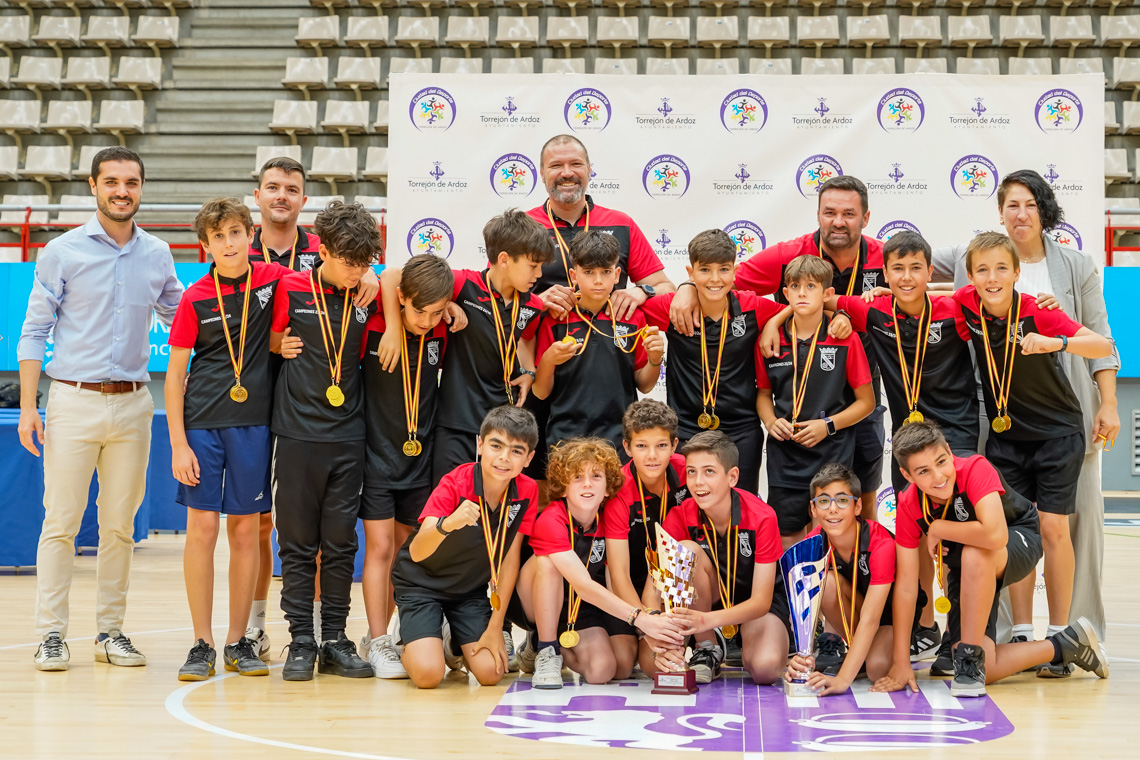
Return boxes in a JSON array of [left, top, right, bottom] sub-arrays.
[[480, 490, 511, 611], [787, 318, 824, 428], [828, 520, 861, 645], [212, 267, 253, 403], [310, 269, 351, 407], [573, 299, 654, 359], [561, 508, 599, 649], [980, 295, 1021, 434], [922, 493, 953, 614], [485, 272, 521, 406], [895, 296, 932, 425], [698, 310, 728, 430], [399, 330, 425, 456], [638, 474, 671, 571], [702, 518, 739, 639]]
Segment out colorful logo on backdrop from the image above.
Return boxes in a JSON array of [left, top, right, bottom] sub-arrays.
[[407, 218, 455, 258], [877, 88, 925, 133], [409, 87, 456, 131], [949, 97, 1010, 130], [724, 221, 767, 259], [643, 154, 691, 199], [877, 220, 922, 242], [636, 97, 696, 130], [479, 95, 541, 128], [1046, 223, 1083, 250], [793, 97, 854, 130], [564, 88, 612, 132], [950, 155, 999, 200], [489, 153, 538, 198], [720, 89, 768, 134], [796, 154, 843, 198], [1041, 163, 1085, 196], [1035, 89, 1083, 134], [406, 160, 467, 194], [866, 162, 929, 196]]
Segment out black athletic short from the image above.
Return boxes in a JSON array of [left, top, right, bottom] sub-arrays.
[[360, 483, 432, 526], [503, 579, 638, 638], [522, 394, 550, 481], [431, 426, 479, 484], [766, 484, 812, 536], [393, 586, 491, 647], [985, 431, 1084, 516], [946, 523, 1042, 642], [852, 410, 886, 495]]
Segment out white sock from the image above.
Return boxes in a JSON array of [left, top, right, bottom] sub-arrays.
[[248, 600, 267, 631], [313, 600, 322, 637], [1012, 624, 1035, 640], [1046, 624, 1065, 638]]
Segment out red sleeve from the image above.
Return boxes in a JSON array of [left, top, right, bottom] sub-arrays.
[[167, 294, 199, 349], [867, 524, 896, 585], [521, 294, 544, 342], [641, 293, 672, 331], [535, 316, 554, 364], [836, 295, 872, 333], [662, 505, 689, 543], [627, 220, 665, 282], [418, 470, 463, 523], [951, 286, 975, 342], [603, 493, 632, 540], [737, 290, 785, 325], [517, 479, 540, 536], [894, 486, 923, 549], [1024, 295, 1082, 338], [734, 243, 787, 296], [755, 341, 772, 390], [632, 310, 648, 370], [271, 280, 293, 333], [529, 502, 573, 555], [751, 498, 783, 564], [962, 456, 1005, 505], [452, 268, 471, 301], [843, 335, 872, 389]]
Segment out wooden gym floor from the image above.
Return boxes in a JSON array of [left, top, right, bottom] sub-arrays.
[[2, 521, 1137, 760]]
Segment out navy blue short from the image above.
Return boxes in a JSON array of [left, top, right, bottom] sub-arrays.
[[177, 426, 272, 516]]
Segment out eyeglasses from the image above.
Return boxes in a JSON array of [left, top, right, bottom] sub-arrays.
[[810, 494, 856, 510]]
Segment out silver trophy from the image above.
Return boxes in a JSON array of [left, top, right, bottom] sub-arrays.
[[780, 534, 828, 697], [650, 523, 698, 695]]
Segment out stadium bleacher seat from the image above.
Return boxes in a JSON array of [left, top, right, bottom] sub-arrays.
[[1, 194, 51, 225], [63, 56, 111, 94], [1049, 15, 1095, 56], [298, 195, 344, 226], [395, 17, 440, 56], [374, 100, 389, 133], [334, 56, 382, 98], [44, 99, 93, 145], [12, 56, 62, 96], [490, 57, 535, 73], [749, 57, 792, 74], [114, 56, 163, 96], [899, 16, 941, 60], [1008, 57, 1052, 75], [0, 58, 9, 89], [281, 56, 329, 99], [251, 144, 303, 178], [1122, 101, 1140, 134], [0, 99, 41, 152], [133, 16, 180, 56], [648, 16, 691, 54], [949, 16, 992, 57], [696, 58, 740, 74], [388, 57, 433, 84], [82, 16, 131, 55], [1105, 148, 1130, 183], [696, 16, 737, 54], [802, 57, 843, 75], [1113, 57, 1140, 93], [295, 16, 340, 56], [543, 58, 586, 73], [496, 17, 540, 55], [345, 16, 389, 55], [1108, 100, 1121, 134], [440, 57, 485, 73], [21, 144, 73, 195], [269, 99, 318, 142], [792, 0, 837, 13], [445, 16, 490, 55], [0, 15, 32, 58], [33, 16, 82, 55], [1102, 15, 1140, 56], [546, 17, 589, 56], [797, 16, 840, 56], [597, 17, 639, 54], [853, 57, 896, 74], [55, 193, 97, 225], [1061, 56, 1104, 79], [846, 0, 885, 13], [321, 99, 370, 145], [646, 57, 690, 75], [956, 57, 998, 74], [747, 16, 790, 56], [847, 15, 889, 56], [310, 146, 359, 196], [999, 15, 1045, 56], [906, 57, 949, 73], [594, 57, 638, 75], [95, 99, 145, 145], [74, 143, 106, 178]]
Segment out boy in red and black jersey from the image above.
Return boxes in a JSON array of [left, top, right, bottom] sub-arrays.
[[534, 231, 664, 454], [390, 406, 539, 689], [877, 421, 1105, 698], [166, 198, 299, 682], [379, 209, 552, 482], [952, 233, 1114, 656], [269, 201, 379, 682], [642, 230, 785, 493], [651, 432, 785, 686], [756, 255, 875, 545], [357, 254, 454, 678], [787, 464, 896, 695]]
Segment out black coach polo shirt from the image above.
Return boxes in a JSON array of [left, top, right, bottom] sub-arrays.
[[250, 228, 323, 272]]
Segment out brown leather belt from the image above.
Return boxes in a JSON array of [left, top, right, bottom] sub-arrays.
[[57, 380, 141, 394]]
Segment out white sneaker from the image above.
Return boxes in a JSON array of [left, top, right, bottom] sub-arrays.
[[504, 630, 520, 672], [246, 626, 271, 662], [516, 633, 537, 674], [368, 634, 409, 679], [35, 632, 69, 671], [531, 646, 563, 689], [94, 629, 146, 667], [441, 618, 465, 671]]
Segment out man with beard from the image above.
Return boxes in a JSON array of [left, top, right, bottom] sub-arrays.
[[19, 147, 184, 671], [251, 157, 323, 272]]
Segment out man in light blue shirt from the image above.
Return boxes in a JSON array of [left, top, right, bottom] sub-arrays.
[[17, 146, 184, 672]]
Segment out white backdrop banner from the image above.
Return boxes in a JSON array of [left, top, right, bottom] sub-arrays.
[[387, 73, 1104, 281]]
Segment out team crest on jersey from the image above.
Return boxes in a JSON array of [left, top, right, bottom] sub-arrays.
[[508, 501, 522, 525], [615, 324, 632, 350], [858, 552, 869, 575], [427, 340, 440, 366], [819, 346, 838, 371], [590, 538, 606, 564], [928, 321, 943, 344], [255, 285, 273, 309], [355, 305, 368, 324], [862, 271, 878, 293], [298, 254, 316, 271], [731, 314, 746, 338], [738, 531, 753, 558], [954, 497, 969, 522], [518, 307, 536, 330], [1015, 322, 1025, 342]]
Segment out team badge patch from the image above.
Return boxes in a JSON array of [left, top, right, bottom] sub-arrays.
[[297, 254, 316, 271], [518, 307, 536, 330], [590, 538, 606, 564], [858, 552, 869, 575], [508, 501, 521, 525], [928, 321, 943, 344], [954, 497, 969, 522], [738, 532, 752, 558], [862, 271, 878, 293], [256, 286, 273, 310], [731, 314, 746, 338], [355, 306, 368, 324], [427, 340, 440, 366], [819, 346, 838, 372], [614, 324, 631, 350]]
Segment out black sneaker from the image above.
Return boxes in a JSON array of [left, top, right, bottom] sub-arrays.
[[688, 641, 723, 684], [224, 637, 269, 677], [814, 632, 847, 677], [950, 643, 986, 697], [1046, 616, 1109, 679], [282, 635, 318, 682], [319, 633, 373, 678], [929, 638, 954, 677], [177, 640, 216, 682], [910, 623, 942, 662], [722, 629, 743, 668]]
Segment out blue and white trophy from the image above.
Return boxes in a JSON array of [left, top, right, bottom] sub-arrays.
[[780, 534, 828, 697]]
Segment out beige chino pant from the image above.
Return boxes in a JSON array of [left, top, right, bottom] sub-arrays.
[[34, 381, 153, 638]]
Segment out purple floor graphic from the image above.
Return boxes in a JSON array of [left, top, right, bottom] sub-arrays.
[[485, 673, 1014, 752]]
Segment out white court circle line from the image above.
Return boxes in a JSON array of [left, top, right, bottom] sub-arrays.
[[165, 665, 417, 760]]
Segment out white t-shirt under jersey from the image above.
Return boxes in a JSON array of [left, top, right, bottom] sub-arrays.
[[1018, 258, 1052, 297]]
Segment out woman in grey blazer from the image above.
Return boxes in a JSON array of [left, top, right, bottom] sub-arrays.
[[933, 170, 1119, 664]]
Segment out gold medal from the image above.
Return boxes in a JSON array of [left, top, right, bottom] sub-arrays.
[[229, 384, 248, 403], [485, 272, 522, 407], [709, 414, 720, 430], [894, 297, 932, 432], [698, 412, 712, 429], [1002, 414, 1012, 431], [699, 310, 729, 436], [490, 591, 501, 611], [326, 385, 345, 407], [559, 630, 580, 648], [907, 410, 924, 424], [311, 269, 352, 411], [935, 596, 952, 615], [979, 295, 1021, 444], [414, 440, 423, 456], [991, 416, 1007, 434], [480, 491, 512, 623], [213, 266, 252, 408], [561, 334, 577, 345], [721, 624, 737, 640], [403, 440, 419, 457]]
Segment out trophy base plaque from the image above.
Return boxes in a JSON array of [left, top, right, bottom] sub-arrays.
[[652, 668, 698, 695], [783, 679, 817, 697]]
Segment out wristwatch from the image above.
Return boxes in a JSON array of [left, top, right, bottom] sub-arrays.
[[637, 283, 656, 299], [824, 416, 836, 436]]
